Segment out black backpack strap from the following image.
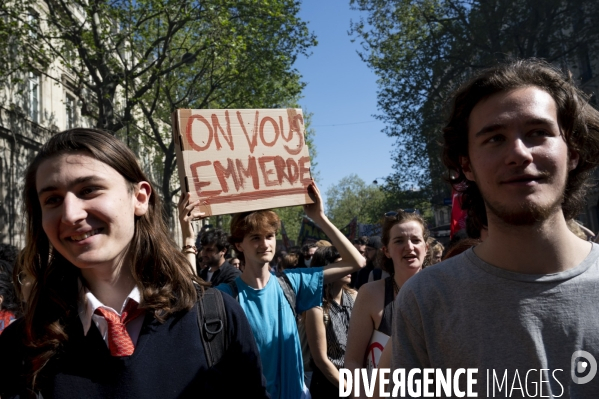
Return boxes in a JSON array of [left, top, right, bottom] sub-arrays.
[[227, 280, 239, 300], [197, 287, 228, 368], [275, 271, 297, 319]]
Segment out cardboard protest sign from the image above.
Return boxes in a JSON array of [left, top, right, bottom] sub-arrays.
[[172, 108, 313, 216]]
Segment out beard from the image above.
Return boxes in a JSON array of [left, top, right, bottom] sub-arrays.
[[204, 256, 221, 268], [482, 186, 565, 226], [469, 158, 569, 227]]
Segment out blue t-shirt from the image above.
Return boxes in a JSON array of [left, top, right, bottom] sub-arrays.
[[216, 267, 323, 399]]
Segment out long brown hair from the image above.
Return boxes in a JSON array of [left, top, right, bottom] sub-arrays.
[[310, 246, 354, 315], [20, 128, 206, 388], [442, 59, 599, 228]]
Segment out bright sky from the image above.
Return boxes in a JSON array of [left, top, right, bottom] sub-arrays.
[[294, 0, 396, 205]]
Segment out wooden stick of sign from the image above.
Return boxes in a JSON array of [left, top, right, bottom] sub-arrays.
[[172, 108, 314, 217]]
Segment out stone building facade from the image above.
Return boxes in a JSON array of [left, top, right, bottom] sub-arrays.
[[0, 50, 92, 247]]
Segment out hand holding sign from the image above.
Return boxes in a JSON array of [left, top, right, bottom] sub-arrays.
[[172, 108, 314, 216], [177, 192, 206, 245], [303, 181, 326, 222]]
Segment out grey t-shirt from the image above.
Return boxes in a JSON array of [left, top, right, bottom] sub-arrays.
[[391, 244, 599, 398]]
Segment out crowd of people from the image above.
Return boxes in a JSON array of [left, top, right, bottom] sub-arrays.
[[0, 58, 598, 398]]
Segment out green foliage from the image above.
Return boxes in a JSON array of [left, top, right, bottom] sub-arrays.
[[125, 0, 317, 225], [0, 1, 51, 98], [4, 0, 317, 227], [325, 174, 385, 227], [301, 108, 318, 176], [326, 174, 435, 229], [350, 0, 599, 203], [274, 205, 305, 246], [18, 0, 317, 134]]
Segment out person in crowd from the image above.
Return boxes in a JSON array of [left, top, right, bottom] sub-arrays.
[[443, 228, 468, 256], [576, 221, 596, 241], [270, 250, 287, 272], [299, 242, 318, 268], [196, 256, 207, 273], [197, 229, 240, 286], [567, 219, 593, 240], [305, 246, 357, 398], [354, 236, 384, 289], [0, 128, 268, 398], [279, 252, 300, 272], [391, 59, 599, 396], [230, 256, 242, 269], [345, 211, 428, 373], [442, 237, 481, 260], [353, 236, 368, 257], [0, 244, 19, 268], [296, 241, 333, 391], [182, 181, 365, 398], [287, 245, 302, 257], [0, 260, 20, 334], [349, 236, 369, 287], [425, 238, 445, 265], [221, 182, 365, 399]]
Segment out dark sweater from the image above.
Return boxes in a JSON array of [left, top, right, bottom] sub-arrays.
[[0, 293, 269, 398], [354, 261, 374, 289], [200, 261, 241, 287]]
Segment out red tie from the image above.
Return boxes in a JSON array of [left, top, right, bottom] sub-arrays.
[[95, 300, 144, 357]]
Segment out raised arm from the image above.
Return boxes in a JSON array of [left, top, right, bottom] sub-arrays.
[[303, 181, 366, 284], [305, 306, 346, 390], [177, 192, 204, 274]]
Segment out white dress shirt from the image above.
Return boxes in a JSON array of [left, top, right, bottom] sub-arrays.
[[78, 283, 146, 348]]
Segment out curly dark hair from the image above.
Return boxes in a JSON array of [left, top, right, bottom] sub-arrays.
[[199, 228, 230, 253], [443, 58, 599, 228]]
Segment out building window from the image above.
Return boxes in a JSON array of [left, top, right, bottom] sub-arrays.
[[28, 10, 39, 39], [29, 72, 40, 123], [66, 95, 76, 129]]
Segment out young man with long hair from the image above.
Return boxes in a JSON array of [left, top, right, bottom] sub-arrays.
[[389, 59, 599, 397], [0, 129, 268, 398]]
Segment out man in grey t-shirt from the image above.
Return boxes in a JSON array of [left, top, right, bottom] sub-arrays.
[[391, 59, 599, 398]]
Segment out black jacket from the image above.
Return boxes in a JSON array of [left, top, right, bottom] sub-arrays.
[[0, 293, 269, 398], [200, 261, 241, 286]]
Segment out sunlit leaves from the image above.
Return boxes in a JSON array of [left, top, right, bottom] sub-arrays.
[[351, 0, 599, 202]]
